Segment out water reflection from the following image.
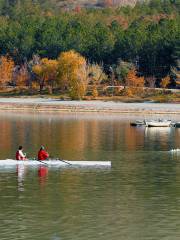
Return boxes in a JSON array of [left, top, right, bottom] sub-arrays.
[[38, 166, 48, 187], [145, 126, 172, 138], [145, 127, 173, 149], [0, 112, 179, 240], [16, 164, 49, 190], [51, 234, 61, 240], [0, 112, 179, 160], [16, 165, 27, 192]]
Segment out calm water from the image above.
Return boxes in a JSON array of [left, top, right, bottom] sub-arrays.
[[0, 112, 180, 240]]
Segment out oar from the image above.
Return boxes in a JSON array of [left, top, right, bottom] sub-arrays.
[[54, 157, 72, 166], [31, 158, 49, 166], [37, 159, 49, 166]]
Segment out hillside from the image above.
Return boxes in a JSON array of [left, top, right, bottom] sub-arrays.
[[34, 0, 140, 10], [0, 0, 178, 90]]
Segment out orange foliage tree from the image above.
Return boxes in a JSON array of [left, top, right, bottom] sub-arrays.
[[0, 56, 14, 87], [161, 75, 170, 88], [125, 68, 144, 95], [103, 0, 113, 7], [74, 5, 81, 13], [57, 50, 87, 99], [32, 58, 58, 93], [125, 68, 144, 87]]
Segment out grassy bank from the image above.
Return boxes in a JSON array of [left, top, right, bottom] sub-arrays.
[[0, 88, 179, 103]]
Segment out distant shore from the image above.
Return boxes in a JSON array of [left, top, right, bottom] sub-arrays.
[[0, 98, 179, 114]]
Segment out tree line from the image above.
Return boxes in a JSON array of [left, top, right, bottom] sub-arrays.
[[0, 0, 179, 97]]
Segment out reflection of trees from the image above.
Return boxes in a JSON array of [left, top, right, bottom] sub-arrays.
[[174, 129, 180, 149], [125, 126, 144, 150], [0, 121, 12, 155], [0, 112, 179, 160], [0, 112, 180, 239]]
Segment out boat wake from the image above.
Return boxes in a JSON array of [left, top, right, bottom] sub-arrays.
[[170, 149, 180, 153]]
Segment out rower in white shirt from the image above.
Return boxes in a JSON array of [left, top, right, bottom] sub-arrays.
[[16, 146, 27, 160]]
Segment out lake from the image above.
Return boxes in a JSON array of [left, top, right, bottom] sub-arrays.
[[0, 112, 180, 240]]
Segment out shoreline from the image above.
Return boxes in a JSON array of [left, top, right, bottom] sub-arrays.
[[0, 98, 179, 114]]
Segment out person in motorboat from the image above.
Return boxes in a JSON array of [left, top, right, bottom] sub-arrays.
[[16, 146, 27, 160], [38, 146, 49, 161]]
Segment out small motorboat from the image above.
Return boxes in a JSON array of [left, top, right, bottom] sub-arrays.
[[145, 119, 171, 127], [130, 120, 146, 126], [175, 122, 180, 128]]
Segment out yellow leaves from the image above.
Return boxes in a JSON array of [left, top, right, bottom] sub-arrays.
[[161, 75, 170, 88], [32, 51, 87, 97], [32, 64, 43, 76], [125, 68, 144, 96], [31, 51, 106, 99], [41, 58, 58, 70], [87, 63, 107, 85], [58, 50, 86, 67], [92, 85, 98, 98], [0, 56, 14, 86], [125, 68, 144, 88], [58, 50, 87, 99], [33, 58, 58, 80], [32, 57, 58, 92]]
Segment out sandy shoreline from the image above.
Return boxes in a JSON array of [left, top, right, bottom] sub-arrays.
[[0, 98, 179, 114]]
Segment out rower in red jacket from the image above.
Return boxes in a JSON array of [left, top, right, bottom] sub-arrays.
[[38, 146, 49, 161]]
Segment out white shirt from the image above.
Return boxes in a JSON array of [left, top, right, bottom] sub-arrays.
[[18, 150, 26, 158]]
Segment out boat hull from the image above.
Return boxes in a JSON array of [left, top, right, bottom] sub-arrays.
[[130, 121, 145, 126], [0, 160, 111, 168], [145, 121, 171, 127], [175, 122, 180, 128]]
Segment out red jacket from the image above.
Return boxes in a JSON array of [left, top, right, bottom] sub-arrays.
[[38, 150, 49, 160], [16, 150, 26, 160]]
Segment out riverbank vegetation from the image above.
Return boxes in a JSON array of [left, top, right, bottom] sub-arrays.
[[0, 0, 179, 100]]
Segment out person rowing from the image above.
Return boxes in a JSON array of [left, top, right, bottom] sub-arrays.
[[16, 146, 27, 160], [38, 146, 49, 161]]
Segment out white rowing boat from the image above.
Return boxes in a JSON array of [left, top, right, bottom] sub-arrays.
[[145, 120, 171, 127], [0, 159, 111, 168]]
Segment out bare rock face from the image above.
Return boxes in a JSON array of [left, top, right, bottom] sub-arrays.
[[100, 0, 138, 7], [48, 0, 140, 9]]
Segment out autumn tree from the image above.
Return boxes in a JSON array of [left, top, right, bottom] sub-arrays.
[[160, 75, 171, 89], [74, 5, 81, 13], [125, 68, 144, 95], [57, 50, 87, 100], [32, 58, 58, 93], [115, 60, 134, 85], [87, 63, 107, 85], [0, 55, 14, 87], [125, 68, 144, 87], [103, 0, 113, 7], [0, 0, 178, 91], [87, 63, 107, 97], [15, 65, 29, 88]]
